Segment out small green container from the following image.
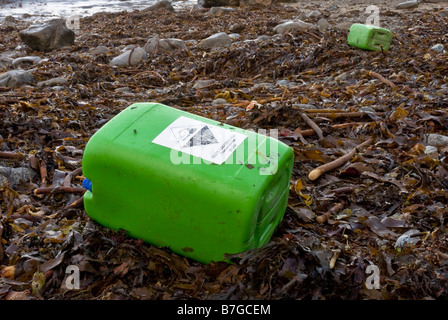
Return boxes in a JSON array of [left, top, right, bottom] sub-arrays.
[[347, 23, 393, 51], [82, 102, 294, 264]]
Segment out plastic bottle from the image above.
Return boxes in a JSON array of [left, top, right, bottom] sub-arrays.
[[82, 102, 294, 263], [347, 23, 393, 51]]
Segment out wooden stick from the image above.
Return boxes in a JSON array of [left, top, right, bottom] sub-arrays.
[[34, 186, 86, 195], [308, 138, 374, 181], [63, 167, 83, 188], [298, 111, 324, 140], [368, 71, 397, 89], [0, 151, 25, 160], [316, 200, 346, 224]]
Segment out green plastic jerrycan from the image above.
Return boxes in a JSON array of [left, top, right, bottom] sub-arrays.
[[82, 102, 294, 263], [347, 23, 393, 51]]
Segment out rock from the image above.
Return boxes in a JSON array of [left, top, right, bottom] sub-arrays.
[[11, 56, 42, 67], [436, 10, 448, 18], [19, 19, 75, 52], [208, 7, 236, 15], [395, 1, 419, 9], [144, 38, 187, 54], [89, 45, 110, 55], [0, 69, 34, 88], [193, 79, 215, 89], [198, 0, 239, 8], [306, 10, 322, 19], [274, 20, 315, 34], [431, 44, 444, 52], [211, 98, 229, 105], [251, 82, 275, 92], [240, 0, 272, 6], [37, 76, 68, 87], [317, 18, 331, 32], [229, 23, 245, 33], [426, 134, 448, 147], [3, 15, 16, 26], [109, 47, 147, 67], [0, 166, 36, 187], [145, 0, 175, 11], [198, 32, 232, 49], [424, 146, 438, 154], [190, 3, 205, 12]]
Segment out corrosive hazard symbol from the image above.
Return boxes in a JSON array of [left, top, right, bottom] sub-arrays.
[[152, 116, 247, 164]]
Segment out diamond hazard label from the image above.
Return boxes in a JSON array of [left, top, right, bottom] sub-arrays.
[[152, 116, 247, 164]]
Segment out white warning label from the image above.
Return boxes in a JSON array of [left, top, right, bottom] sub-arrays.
[[152, 116, 247, 164]]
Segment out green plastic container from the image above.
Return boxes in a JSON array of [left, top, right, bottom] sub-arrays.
[[82, 102, 294, 264], [347, 23, 393, 51]]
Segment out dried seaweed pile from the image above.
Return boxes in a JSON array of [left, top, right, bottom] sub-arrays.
[[1, 4, 448, 300]]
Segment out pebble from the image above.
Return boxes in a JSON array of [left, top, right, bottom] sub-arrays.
[[89, 45, 110, 55], [426, 133, 448, 147], [431, 43, 444, 52], [211, 98, 229, 106], [144, 38, 187, 54], [193, 79, 215, 89], [424, 145, 438, 154], [37, 76, 68, 87], [12, 56, 42, 67], [274, 20, 315, 35], [0, 69, 34, 88], [208, 7, 235, 15], [198, 32, 232, 49], [395, 1, 419, 9], [317, 18, 331, 32], [109, 47, 147, 67], [0, 166, 37, 188]]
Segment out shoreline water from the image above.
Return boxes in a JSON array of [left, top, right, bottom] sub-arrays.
[[0, 0, 195, 21]]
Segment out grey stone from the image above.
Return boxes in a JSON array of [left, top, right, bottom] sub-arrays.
[[198, 32, 232, 49], [0, 69, 34, 88], [424, 145, 438, 154], [317, 18, 331, 32], [193, 79, 215, 89], [211, 98, 229, 105], [144, 38, 187, 54], [109, 47, 147, 67], [11, 56, 42, 67], [3, 15, 16, 26], [19, 19, 75, 51], [426, 133, 448, 147], [208, 7, 235, 15], [198, 0, 239, 8], [274, 20, 315, 34], [145, 0, 175, 11], [37, 76, 68, 87], [431, 44, 444, 52], [89, 45, 110, 55], [306, 10, 322, 18], [395, 1, 419, 9], [240, 0, 272, 6], [0, 166, 36, 187]]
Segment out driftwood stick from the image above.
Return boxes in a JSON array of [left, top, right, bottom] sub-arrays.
[[34, 186, 86, 195], [0, 151, 25, 160], [63, 167, 83, 188], [316, 200, 346, 224], [298, 111, 324, 140], [308, 138, 374, 181], [368, 71, 397, 89]]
